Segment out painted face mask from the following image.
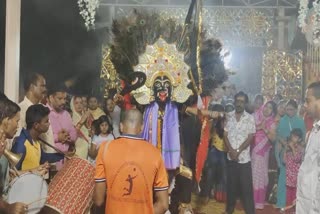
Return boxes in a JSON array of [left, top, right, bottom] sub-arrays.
[[153, 75, 172, 103]]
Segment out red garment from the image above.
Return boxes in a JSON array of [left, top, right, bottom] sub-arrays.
[[122, 93, 134, 110], [120, 80, 135, 110], [304, 113, 314, 132], [195, 96, 211, 182], [286, 147, 303, 187], [286, 186, 297, 206], [215, 185, 227, 202]]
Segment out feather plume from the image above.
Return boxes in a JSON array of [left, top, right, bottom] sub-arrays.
[[107, 9, 228, 96]]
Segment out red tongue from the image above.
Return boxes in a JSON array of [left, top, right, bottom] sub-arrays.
[[159, 92, 167, 101]]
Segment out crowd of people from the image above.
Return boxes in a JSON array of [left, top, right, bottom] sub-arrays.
[[197, 85, 319, 214], [0, 71, 319, 214]]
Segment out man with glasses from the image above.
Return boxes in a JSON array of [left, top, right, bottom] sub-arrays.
[[223, 91, 256, 214]]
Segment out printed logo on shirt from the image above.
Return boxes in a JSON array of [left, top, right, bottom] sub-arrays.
[[109, 161, 150, 204], [122, 169, 137, 196]]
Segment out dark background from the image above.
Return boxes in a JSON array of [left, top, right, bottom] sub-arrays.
[[0, 0, 108, 99], [0, 0, 306, 99]]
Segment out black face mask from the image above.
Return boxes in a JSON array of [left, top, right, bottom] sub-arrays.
[[153, 76, 172, 103]]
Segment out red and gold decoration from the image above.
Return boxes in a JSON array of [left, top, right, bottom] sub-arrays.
[[45, 157, 95, 214], [132, 38, 192, 105], [100, 47, 122, 98]]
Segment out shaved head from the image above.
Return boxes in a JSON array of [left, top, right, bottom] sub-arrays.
[[120, 109, 143, 135]]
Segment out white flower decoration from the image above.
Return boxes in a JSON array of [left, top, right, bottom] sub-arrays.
[[298, 0, 320, 46], [78, 0, 100, 30]]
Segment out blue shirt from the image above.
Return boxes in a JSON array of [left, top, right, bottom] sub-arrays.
[[11, 129, 64, 170]]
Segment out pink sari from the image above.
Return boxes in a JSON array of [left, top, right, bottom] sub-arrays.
[[252, 107, 276, 209]]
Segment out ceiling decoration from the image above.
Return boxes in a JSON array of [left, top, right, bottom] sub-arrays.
[[114, 6, 274, 47]]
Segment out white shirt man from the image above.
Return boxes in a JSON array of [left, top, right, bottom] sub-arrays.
[[297, 82, 320, 213], [19, 73, 47, 129], [223, 92, 256, 214], [18, 96, 34, 131], [18, 74, 56, 153], [225, 111, 256, 163], [296, 121, 320, 213]]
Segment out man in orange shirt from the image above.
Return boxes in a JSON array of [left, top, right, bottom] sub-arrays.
[[94, 109, 169, 214]]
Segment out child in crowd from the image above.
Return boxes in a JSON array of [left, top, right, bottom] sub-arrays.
[[89, 119, 98, 139], [200, 104, 226, 203], [88, 115, 114, 162], [283, 128, 304, 207], [87, 95, 105, 120]]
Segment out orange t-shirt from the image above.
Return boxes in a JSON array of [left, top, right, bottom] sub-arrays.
[[95, 135, 169, 214]]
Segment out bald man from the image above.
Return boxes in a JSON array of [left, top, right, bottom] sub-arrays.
[[94, 109, 169, 214]]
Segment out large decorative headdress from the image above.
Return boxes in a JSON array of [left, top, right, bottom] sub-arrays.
[[132, 38, 192, 104], [101, 8, 228, 103]]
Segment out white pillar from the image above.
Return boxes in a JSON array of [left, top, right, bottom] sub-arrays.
[[4, 0, 21, 102]]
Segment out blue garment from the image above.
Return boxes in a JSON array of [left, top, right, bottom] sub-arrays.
[[200, 146, 227, 197], [275, 115, 306, 208], [11, 128, 64, 170], [141, 101, 180, 169], [276, 149, 287, 208]]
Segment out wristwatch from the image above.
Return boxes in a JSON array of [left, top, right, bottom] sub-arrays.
[[236, 149, 240, 153]]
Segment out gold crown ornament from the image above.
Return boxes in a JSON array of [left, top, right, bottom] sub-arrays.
[[131, 38, 193, 105], [101, 48, 122, 98]]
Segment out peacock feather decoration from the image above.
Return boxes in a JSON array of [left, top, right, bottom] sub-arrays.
[[102, 8, 228, 103]]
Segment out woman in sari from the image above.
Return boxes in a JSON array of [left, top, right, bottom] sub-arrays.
[[274, 100, 286, 124], [252, 95, 264, 119], [275, 99, 306, 210], [265, 99, 286, 204], [252, 101, 277, 209], [70, 96, 91, 159]]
